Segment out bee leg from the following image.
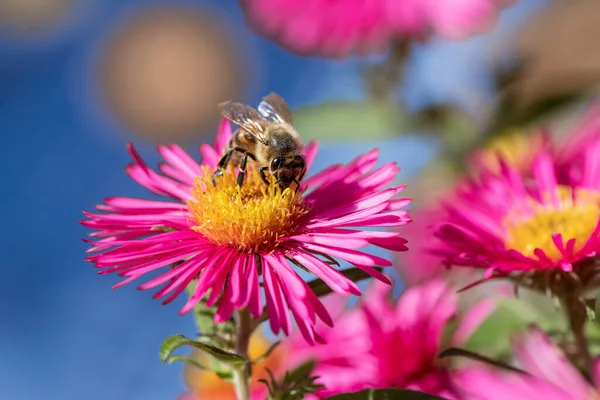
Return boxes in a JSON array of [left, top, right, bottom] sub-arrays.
[[259, 167, 270, 185], [213, 149, 235, 185], [211, 170, 223, 186], [298, 167, 306, 182], [237, 152, 249, 186], [292, 178, 301, 192]]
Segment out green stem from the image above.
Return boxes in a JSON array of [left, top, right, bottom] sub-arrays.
[[232, 309, 252, 400], [563, 297, 592, 375]]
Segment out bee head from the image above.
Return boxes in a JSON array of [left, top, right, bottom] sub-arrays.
[[271, 154, 306, 190]]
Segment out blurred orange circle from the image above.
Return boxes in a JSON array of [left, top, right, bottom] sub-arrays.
[[0, 0, 79, 35], [97, 4, 247, 143]]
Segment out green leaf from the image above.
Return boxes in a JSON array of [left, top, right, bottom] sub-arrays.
[[324, 389, 446, 400], [165, 355, 207, 370], [160, 334, 246, 366], [292, 101, 408, 141], [306, 267, 383, 298]]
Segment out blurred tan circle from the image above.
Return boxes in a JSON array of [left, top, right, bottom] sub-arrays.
[[0, 0, 78, 35], [509, 0, 600, 107], [97, 4, 246, 143]]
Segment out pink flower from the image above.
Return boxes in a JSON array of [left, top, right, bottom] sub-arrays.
[[239, 0, 514, 58], [395, 206, 452, 285], [555, 104, 600, 186], [81, 119, 410, 344], [431, 135, 600, 286], [284, 280, 494, 398], [456, 329, 600, 400]]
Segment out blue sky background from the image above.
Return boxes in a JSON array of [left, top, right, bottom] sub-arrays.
[[0, 0, 545, 399]]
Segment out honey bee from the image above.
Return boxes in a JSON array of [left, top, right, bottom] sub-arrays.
[[213, 93, 306, 190]]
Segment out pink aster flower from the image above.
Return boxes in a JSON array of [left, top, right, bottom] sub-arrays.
[[81, 119, 410, 344], [239, 0, 514, 58], [555, 104, 600, 185], [282, 279, 495, 398], [456, 329, 600, 400], [431, 131, 600, 294], [395, 206, 452, 285]]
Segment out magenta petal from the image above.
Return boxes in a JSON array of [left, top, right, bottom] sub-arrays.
[[229, 253, 247, 307], [289, 234, 368, 249], [245, 255, 262, 318], [301, 242, 392, 267], [206, 250, 235, 307], [263, 262, 284, 334], [514, 329, 593, 399], [215, 282, 235, 323], [291, 250, 360, 295], [367, 236, 409, 251], [137, 254, 209, 290]]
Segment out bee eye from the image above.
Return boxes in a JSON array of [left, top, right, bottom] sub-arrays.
[[271, 158, 282, 171]]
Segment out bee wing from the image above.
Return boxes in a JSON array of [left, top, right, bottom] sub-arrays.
[[257, 92, 293, 124], [218, 101, 268, 144]]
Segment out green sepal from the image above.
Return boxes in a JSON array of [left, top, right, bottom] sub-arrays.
[[160, 334, 246, 366], [282, 359, 317, 385], [260, 360, 323, 400], [324, 389, 447, 400]]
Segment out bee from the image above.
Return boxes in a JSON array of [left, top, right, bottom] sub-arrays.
[[212, 93, 306, 190]]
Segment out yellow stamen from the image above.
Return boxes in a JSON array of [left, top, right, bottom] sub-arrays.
[[503, 186, 600, 261], [480, 128, 544, 173], [187, 166, 309, 253]]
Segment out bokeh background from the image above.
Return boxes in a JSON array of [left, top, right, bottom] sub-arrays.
[[3, 0, 588, 398]]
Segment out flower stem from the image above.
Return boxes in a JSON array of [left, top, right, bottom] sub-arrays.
[[233, 308, 252, 400], [563, 297, 593, 374]]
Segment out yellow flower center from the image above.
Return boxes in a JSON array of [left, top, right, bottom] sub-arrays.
[[187, 166, 309, 253], [480, 128, 543, 172], [503, 186, 600, 261], [184, 332, 284, 399]]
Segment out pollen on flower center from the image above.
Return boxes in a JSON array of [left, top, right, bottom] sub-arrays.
[[186, 166, 309, 253], [503, 186, 600, 261]]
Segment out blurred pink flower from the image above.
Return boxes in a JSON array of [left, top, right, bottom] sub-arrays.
[[555, 104, 600, 185], [456, 329, 600, 400], [432, 136, 600, 284], [395, 206, 451, 285], [81, 119, 410, 344], [239, 0, 514, 58], [285, 280, 494, 398]]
